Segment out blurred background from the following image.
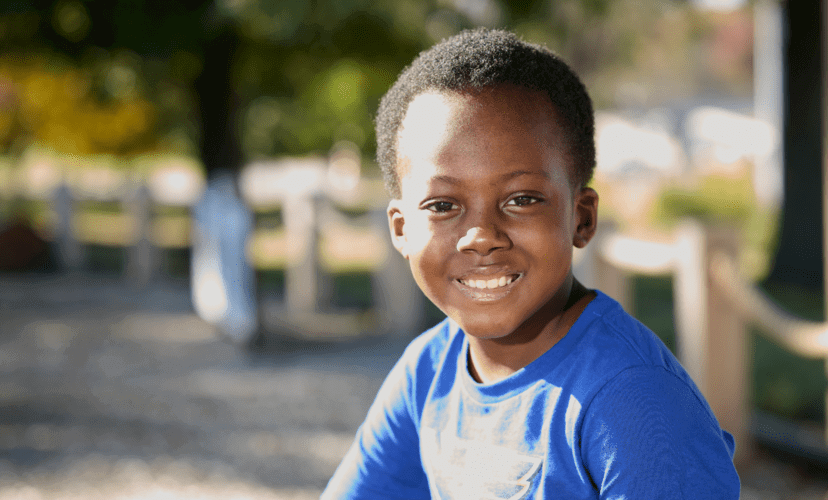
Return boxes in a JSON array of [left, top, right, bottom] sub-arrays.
[[0, 0, 826, 497]]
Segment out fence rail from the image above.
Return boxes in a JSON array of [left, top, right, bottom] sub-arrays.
[[709, 251, 828, 358], [582, 219, 828, 463], [31, 173, 425, 342], [12, 174, 828, 462]]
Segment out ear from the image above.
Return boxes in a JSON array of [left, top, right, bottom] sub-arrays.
[[387, 199, 410, 259], [573, 187, 598, 249]]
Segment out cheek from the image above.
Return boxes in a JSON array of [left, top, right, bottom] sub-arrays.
[[404, 217, 445, 255], [407, 244, 446, 306], [514, 215, 569, 247], [404, 221, 451, 289]]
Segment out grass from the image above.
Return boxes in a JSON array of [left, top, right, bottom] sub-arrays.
[[84, 243, 126, 274], [631, 275, 677, 353], [331, 272, 374, 310]]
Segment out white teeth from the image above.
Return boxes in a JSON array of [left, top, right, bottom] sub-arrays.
[[461, 275, 517, 289]]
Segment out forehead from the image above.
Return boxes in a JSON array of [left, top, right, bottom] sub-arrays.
[[395, 85, 573, 188]]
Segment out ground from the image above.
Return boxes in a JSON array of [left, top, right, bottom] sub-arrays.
[[0, 272, 826, 499]]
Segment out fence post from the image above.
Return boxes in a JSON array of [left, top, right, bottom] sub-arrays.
[[702, 224, 752, 462], [126, 182, 156, 287], [53, 181, 83, 272], [371, 207, 424, 337], [593, 222, 631, 312], [673, 221, 707, 394], [283, 192, 330, 314]]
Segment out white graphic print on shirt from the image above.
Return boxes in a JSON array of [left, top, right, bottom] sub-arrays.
[[421, 427, 543, 500]]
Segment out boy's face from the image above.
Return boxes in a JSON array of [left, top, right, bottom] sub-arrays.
[[388, 85, 598, 341]]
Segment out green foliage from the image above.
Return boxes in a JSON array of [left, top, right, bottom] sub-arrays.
[[654, 172, 756, 226], [631, 275, 676, 353], [84, 243, 126, 273], [751, 283, 826, 421], [332, 272, 374, 310], [0, 0, 752, 172], [653, 170, 780, 281], [232, 3, 433, 165], [752, 332, 826, 421]]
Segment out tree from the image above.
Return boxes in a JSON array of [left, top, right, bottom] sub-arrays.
[[1, 1, 453, 180], [765, 0, 825, 298], [1, 0, 679, 172]]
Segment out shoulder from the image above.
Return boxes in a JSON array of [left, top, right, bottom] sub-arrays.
[[322, 324, 454, 499], [575, 294, 734, 451], [575, 294, 739, 495], [586, 365, 722, 439], [579, 365, 739, 498], [375, 318, 461, 419], [574, 291, 692, 385], [398, 317, 460, 375], [563, 292, 715, 428], [567, 296, 716, 435], [589, 292, 666, 357]]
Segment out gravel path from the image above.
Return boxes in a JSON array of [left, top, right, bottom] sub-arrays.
[[1, 273, 827, 499], [0, 273, 409, 499]]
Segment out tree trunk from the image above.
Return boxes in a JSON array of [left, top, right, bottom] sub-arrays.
[[766, 0, 824, 297], [194, 24, 242, 178]]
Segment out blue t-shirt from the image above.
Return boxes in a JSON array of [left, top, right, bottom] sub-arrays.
[[323, 291, 740, 499]]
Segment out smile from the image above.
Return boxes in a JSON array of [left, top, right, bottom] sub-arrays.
[[457, 273, 521, 290]]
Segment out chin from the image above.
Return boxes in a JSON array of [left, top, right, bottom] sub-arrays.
[[452, 316, 519, 340]]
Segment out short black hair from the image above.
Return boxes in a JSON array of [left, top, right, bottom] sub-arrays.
[[376, 28, 595, 198]]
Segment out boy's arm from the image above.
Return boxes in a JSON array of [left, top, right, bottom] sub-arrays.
[[580, 365, 740, 499], [321, 349, 431, 499]]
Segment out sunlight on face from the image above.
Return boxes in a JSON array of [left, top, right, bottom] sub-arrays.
[[396, 92, 460, 176], [389, 86, 597, 343]]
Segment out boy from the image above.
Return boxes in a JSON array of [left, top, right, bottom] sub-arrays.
[[323, 28, 740, 498]]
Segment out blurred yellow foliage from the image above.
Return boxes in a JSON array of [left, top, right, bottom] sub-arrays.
[[1, 56, 157, 157]]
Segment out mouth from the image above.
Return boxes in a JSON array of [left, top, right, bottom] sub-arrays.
[[457, 273, 521, 290], [454, 271, 523, 303]]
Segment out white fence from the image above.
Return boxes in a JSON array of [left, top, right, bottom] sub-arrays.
[[43, 170, 425, 341]]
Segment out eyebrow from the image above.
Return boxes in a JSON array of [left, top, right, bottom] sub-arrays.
[[428, 169, 550, 184], [429, 174, 461, 185], [501, 169, 550, 181]]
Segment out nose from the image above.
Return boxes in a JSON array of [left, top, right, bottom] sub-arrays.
[[456, 224, 512, 255]]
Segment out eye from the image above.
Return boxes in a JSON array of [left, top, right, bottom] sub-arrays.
[[507, 195, 542, 207], [424, 200, 457, 213]]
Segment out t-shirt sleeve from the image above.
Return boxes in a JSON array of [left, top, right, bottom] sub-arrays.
[[580, 365, 740, 499], [321, 348, 431, 500]]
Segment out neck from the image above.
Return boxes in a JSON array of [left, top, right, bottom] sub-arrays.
[[467, 279, 594, 384]]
